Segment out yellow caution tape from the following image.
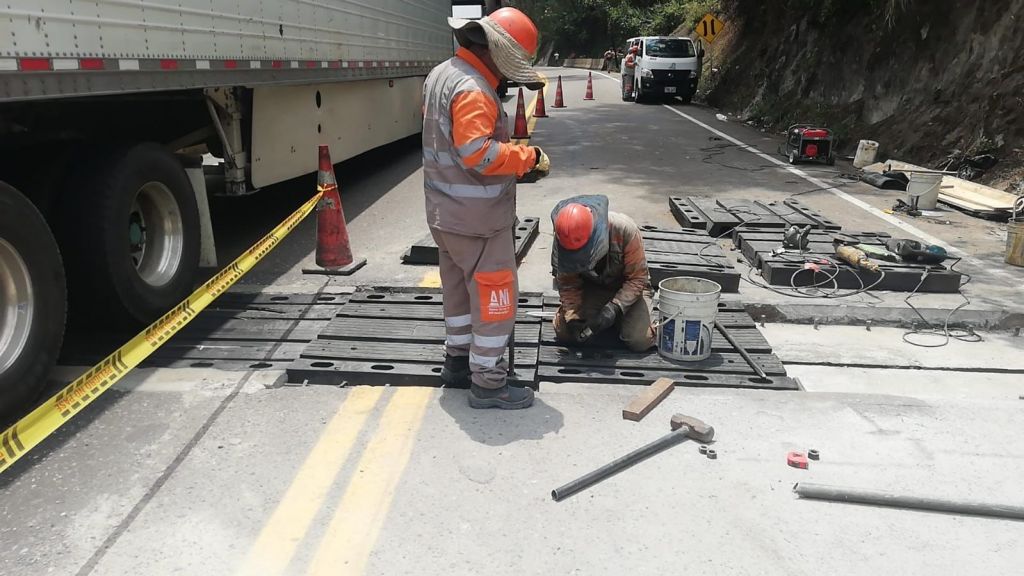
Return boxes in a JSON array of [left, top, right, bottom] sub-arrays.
[[0, 191, 322, 474]]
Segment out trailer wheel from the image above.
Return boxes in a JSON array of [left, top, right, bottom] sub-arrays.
[[0, 182, 66, 416], [59, 144, 200, 327]]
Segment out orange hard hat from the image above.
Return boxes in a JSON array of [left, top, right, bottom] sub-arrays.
[[488, 7, 539, 56], [554, 203, 594, 250]]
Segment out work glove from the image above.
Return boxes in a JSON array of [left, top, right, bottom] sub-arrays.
[[518, 147, 550, 184], [586, 302, 621, 336], [566, 319, 588, 343]]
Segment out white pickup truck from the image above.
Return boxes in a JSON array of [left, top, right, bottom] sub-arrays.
[[625, 36, 704, 104], [0, 0, 455, 415]]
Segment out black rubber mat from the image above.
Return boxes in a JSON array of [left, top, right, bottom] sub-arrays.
[[534, 296, 797, 390], [287, 287, 541, 389], [638, 225, 740, 293], [670, 196, 842, 235], [401, 216, 540, 265], [733, 228, 964, 293]]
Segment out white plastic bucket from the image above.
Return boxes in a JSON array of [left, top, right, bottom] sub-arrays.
[[907, 171, 943, 210], [853, 140, 879, 168], [656, 277, 721, 362]]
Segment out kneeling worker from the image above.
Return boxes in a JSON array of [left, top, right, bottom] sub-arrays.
[[551, 195, 656, 352]]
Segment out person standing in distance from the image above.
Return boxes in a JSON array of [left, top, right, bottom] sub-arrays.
[[422, 8, 551, 409]]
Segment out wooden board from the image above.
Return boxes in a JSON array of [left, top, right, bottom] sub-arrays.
[[622, 377, 675, 421], [863, 159, 1014, 212]]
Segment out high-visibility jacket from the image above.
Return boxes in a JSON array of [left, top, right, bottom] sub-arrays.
[[422, 48, 537, 237], [624, 54, 636, 69], [556, 211, 652, 321]]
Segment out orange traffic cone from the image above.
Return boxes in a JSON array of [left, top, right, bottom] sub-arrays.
[[303, 145, 366, 276], [552, 75, 566, 108], [533, 84, 548, 118], [512, 87, 530, 139], [584, 72, 595, 100]]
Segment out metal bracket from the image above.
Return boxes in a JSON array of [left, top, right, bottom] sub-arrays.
[[204, 88, 249, 196]]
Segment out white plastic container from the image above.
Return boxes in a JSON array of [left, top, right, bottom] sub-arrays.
[[853, 140, 879, 168], [907, 171, 943, 210], [656, 277, 721, 362]]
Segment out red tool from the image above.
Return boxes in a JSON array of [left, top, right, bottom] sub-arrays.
[[583, 72, 594, 100], [784, 124, 835, 165], [552, 75, 566, 108], [511, 87, 530, 139], [787, 451, 809, 469]]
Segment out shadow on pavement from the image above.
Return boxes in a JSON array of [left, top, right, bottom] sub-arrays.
[[438, 387, 564, 446]]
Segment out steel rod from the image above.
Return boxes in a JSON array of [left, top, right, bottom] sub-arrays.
[[793, 482, 1024, 520], [552, 429, 687, 501], [714, 319, 768, 380]]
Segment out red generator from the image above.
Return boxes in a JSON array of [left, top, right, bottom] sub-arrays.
[[784, 124, 835, 165]]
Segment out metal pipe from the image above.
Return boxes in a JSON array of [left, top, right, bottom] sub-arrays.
[[552, 429, 688, 501], [714, 319, 768, 380], [205, 97, 238, 169], [793, 482, 1024, 520]]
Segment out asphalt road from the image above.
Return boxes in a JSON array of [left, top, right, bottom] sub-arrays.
[[3, 67, 1023, 576]]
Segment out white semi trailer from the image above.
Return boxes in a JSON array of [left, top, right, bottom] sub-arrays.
[[0, 0, 455, 414]]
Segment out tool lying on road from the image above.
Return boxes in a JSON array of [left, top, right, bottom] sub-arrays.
[[885, 239, 949, 264], [551, 413, 714, 501], [714, 320, 768, 381], [782, 225, 812, 250], [787, 452, 809, 469], [834, 244, 881, 273], [622, 377, 675, 422], [793, 482, 1024, 520]]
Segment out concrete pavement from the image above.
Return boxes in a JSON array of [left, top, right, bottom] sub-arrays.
[[2, 66, 1023, 576]]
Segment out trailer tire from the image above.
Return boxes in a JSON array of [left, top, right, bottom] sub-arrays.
[[0, 182, 66, 417], [59, 143, 200, 327]]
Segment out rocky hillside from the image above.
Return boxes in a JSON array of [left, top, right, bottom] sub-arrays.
[[700, 0, 1024, 190]]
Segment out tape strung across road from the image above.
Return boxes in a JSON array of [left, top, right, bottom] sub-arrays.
[[0, 192, 322, 474]]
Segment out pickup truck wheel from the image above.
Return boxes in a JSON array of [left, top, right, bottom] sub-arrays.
[[59, 143, 200, 327], [0, 182, 66, 416]]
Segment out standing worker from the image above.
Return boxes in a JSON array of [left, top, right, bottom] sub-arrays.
[[550, 195, 656, 352], [621, 45, 639, 100], [423, 8, 551, 409]]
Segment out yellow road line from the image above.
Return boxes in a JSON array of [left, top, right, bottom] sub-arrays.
[[419, 269, 441, 288], [306, 387, 433, 576], [235, 387, 384, 576]]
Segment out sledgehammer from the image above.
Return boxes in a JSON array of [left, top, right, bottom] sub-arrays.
[[551, 413, 715, 501]]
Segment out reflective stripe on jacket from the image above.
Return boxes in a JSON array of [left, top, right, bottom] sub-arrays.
[[556, 211, 652, 320], [422, 48, 537, 237]]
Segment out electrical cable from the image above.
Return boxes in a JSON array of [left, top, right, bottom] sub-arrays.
[[901, 258, 982, 348]]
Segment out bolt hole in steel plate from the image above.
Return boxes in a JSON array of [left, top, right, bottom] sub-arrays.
[[317, 296, 335, 301], [749, 377, 773, 384], [270, 296, 289, 301], [311, 361, 334, 368], [620, 371, 645, 377], [190, 361, 214, 368], [518, 298, 528, 304], [249, 362, 273, 369], [684, 374, 709, 381], [0, 239, 34, 374], [366, 294, 386, 300], [371, 364, 395, 371], [431, 367, 443, 373], [413, 295, 434, 301], [558, 368, 582, 375], [129, 181, 184, 287]]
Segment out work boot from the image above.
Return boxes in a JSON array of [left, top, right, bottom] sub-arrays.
[[440, 355, 470, 387], [468, 382, 534, 410]]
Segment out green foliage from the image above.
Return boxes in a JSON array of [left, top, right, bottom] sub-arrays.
[[509, 0, 721, 55]]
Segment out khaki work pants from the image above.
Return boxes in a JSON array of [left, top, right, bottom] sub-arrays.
[[430, 225, 517, 389], [553, 286, 655, 352]]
